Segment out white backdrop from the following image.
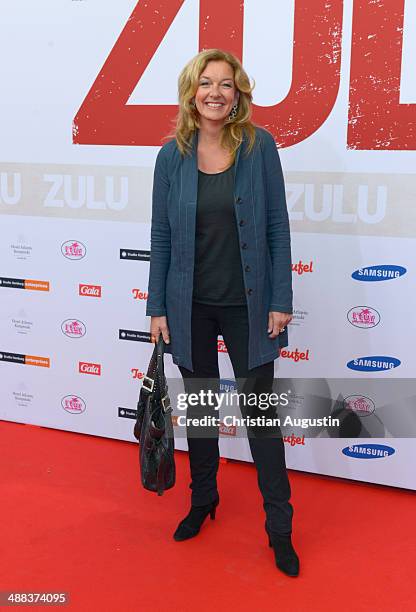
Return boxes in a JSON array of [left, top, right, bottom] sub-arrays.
[[1, 0, 415, 489]]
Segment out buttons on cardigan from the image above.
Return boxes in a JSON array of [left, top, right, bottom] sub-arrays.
[[239, 219, 245, 226], [241, 242, 248, 249], [235, 196, 242, 204], [247, 288, 253, 296], [245, 265, 251, 272]]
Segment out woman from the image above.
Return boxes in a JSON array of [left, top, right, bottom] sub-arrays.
[[146, 49, 299, 577]]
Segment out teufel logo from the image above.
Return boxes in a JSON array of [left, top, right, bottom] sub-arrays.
[[61, 319, 86, 338], [343, 395, 375, 416], [283, 434, 306, 446], [347, 306, 380, 328], [61, 240, 86, 260], [292, 260, 313, 275], [61, 395, 86, 414], [79, 362, 101, 375], [79, 284, 101, 297], [132, 289, 148, 300], [217, 339, 228, 353], [280, 348, 310, 362], [131, 369, 145, 380]]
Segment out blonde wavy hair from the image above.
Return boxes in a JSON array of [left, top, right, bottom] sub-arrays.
[[165, 49, 257, 160]]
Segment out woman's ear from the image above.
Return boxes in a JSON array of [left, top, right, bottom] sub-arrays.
[[234, 91, 240, 105]]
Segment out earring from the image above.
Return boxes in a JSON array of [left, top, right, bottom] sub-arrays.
[[228, 104, 238, 120]]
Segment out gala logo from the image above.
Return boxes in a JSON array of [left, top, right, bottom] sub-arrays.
[[79, 284, 101, 297], [79, 361, 101, 376]]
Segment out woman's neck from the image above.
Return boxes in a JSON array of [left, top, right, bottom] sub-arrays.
[[197, 120, 225, 147]]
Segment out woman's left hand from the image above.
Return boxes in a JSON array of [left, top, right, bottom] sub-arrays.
[[267, 311, 293, 338]]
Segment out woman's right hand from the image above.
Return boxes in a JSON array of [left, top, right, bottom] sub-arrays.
[[150, 316, 170, 344]]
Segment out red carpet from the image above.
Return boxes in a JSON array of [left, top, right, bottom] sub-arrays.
[[1, 420, 415, 611]]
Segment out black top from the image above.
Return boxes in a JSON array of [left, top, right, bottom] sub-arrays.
[[192, 163, 247, 306]]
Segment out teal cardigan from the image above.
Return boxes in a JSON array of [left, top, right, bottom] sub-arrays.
[[146, 126, 293, 372]]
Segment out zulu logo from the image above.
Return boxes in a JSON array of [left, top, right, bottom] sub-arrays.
[[44, 175, 128, 210], [287, 183, 386, 223]]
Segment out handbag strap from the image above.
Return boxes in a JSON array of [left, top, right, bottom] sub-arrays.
[[141, 336, 171, 412]]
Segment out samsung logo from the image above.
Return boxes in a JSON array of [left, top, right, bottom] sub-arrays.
[[347, 356, 401, 372], [351, 265, 406, 281], [342, 444, 395, 459]]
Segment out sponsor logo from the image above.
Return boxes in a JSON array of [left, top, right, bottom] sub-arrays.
[[79, 284, 101, 297], [347, 306, 380, 328], [12, 311, 34, 335], [62, 395, 86, 414], [0, 351, 50, 367], [292, 260, 313, 275], [347, 356, 400, 372], [118, 407, 137, 419], [217, 339, 228, 353], [351, 265, 406, 281], [219, 379, 237, 393], [10, 236, 33, 261], [219, 422, 237, 436], [283, 433, 306, 446], [289, 308, 309, 327], [79, 361, 101, 376], [131, 369, 145, 380], [0, 277, 49, 291], [61, 240, 86, 260], [120, 249, 150, 261], [132, 289, 148, 300], [61, 319, 86, 338], [280, 348, 310, 362], [342, 444, 395, 459], [343, 395, 375, 416], [13, 385, 34, 408], [119, 329, 151, 342]]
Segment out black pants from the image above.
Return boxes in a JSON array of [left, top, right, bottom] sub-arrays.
[[178, 301, 294, 535]]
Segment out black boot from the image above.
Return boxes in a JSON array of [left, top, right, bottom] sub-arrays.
[[173, 496, 219, 542], [265, 522, 299, 577]]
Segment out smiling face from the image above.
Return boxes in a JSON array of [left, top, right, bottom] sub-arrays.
[[194, 60, 239, 127]]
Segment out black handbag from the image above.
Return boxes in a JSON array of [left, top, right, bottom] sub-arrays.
[[133, 336, 176, 495]]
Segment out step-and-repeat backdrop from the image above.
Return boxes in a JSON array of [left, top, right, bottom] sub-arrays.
[[1, 1, 415, 489]]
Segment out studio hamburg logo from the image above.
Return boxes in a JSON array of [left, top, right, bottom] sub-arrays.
[[61, 240, 86, 260], [347, 306, 380, 328], [61, 395, 86, 414], [61, 319, 86, 338]]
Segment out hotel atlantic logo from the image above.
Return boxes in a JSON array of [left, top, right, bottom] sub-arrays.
[[61, 240, 87, 260], [347, 306, 380, 328]]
